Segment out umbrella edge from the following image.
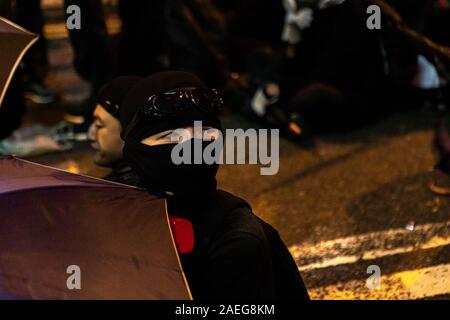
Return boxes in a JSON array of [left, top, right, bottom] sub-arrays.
[[0, 17, 38, 107]]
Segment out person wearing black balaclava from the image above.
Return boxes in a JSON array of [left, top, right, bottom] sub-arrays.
[[120, 71, 309, 300], [88, 76, 142, 186]]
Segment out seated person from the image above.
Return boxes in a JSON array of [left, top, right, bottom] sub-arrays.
[[119, 71, 310, 300]]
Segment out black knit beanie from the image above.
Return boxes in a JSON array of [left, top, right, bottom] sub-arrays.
[[96, 76, 143, 118]]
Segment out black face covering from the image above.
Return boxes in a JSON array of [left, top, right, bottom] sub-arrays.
[[121, 71, 222, 202], [123, 138, 219, 198]]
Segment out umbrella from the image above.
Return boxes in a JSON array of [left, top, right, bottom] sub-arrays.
[[0, 17, 38, 107], [0, 156, 191, 300]]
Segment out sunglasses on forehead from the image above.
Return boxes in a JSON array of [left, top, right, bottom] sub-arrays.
[[123, 87, 223, 139]]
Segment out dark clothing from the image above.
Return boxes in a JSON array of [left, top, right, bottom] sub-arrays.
[[216, 0, 285, 73], [216, 0, 285, 48], [124, 139, 220, 198], [165, 0, 229, 87], [96, 76, 142, 118], [103, 161, 141, 187], [279, 0, 388, 132], [257, 216, 310, 300], [121, 71, 308, 299], [0, 73, 25, 140], [168, 190, 310, 300], [286, 0, 386, 96], [116, 0, 167, 76], [426, 7, 450, 46], [386, 0, 435, 33], [15, 0, 49, 83], [64, 0, 113, 95]]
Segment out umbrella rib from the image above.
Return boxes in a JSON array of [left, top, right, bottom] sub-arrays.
[[0, 184, 131, 197], [15, 157, 139, 189], [163, 200, 194, 300], [0, 17, 37, 35]]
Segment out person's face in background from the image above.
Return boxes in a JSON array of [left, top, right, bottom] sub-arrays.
[[88, 105, 124, 167]]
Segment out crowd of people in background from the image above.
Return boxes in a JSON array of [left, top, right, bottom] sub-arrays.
[[0, 0, 448, 193], [0, 0, 449, 150]]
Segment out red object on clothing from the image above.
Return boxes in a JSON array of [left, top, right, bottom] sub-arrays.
[[168, 215, 195, 254]]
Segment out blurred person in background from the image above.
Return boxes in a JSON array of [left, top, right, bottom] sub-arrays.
[[0, 72, 24, 141], [382, 0, 447, 112], [63, 0, 114, 130], [230, 0, 449, 145], [115, 0, 167, 77], [422, 1, 450, 194], [280, 0, 387, 135], [426, 0, 450, 47], [65, 0, 231, 130], [165, 0, 230, 88], [225, 0, 387, 145], [15, 0, 56, 105]]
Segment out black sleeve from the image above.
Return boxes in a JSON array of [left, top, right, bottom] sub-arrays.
[[197, 232, 273, 300]]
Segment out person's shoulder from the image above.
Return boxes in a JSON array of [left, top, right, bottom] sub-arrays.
[[208, 190, 269, 249], [213, 191, 264, 232], [218, 206, 269, 254], [225, 206, 263, 234], [209, 217, 269, 263]]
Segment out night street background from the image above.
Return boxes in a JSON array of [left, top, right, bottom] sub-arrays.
[[20, 0, 450, 300]]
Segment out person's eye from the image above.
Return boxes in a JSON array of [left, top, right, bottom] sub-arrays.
[[168, 132, 186, 143]]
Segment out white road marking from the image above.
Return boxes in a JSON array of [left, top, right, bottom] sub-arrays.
[[290, 220, 450, 299], [289, 220, 450, 271]]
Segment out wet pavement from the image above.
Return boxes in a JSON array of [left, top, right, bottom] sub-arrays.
[[19, 29, 450, 299]]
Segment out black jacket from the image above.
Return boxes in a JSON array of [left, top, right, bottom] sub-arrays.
[[168, 189, 310, 300], [103, 161, 141, 187]]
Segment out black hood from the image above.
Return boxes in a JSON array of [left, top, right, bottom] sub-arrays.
[[120, 71, 222, 198]]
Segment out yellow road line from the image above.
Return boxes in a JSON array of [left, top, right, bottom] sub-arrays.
[[43, 19, 121, 40], [309, 263, 450, 300]]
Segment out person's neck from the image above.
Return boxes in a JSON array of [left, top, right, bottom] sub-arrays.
[[110, 159, 131, 173]]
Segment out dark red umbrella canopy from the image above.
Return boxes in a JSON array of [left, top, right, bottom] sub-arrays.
[[0, 17, 38, 108], [0, 156, 191, 300]]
